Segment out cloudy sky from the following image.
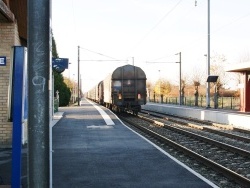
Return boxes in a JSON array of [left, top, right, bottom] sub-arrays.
[[52, 0, 250, 92]]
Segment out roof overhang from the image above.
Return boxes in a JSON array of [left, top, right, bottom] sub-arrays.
[[0, 0, 14, 22], [226, 62, 250, 73]]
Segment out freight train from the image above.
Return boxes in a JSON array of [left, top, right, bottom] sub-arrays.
[[86, 64, 147, 115]]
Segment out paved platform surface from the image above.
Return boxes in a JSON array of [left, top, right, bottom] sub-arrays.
[[0, 99, 218, 187], [0, 112, 63, 187], [52, 99, 217, 188]]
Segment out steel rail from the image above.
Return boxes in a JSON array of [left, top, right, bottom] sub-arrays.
[[139, 114, 250, 157], [203, 127, 250, 143], [141, 109, 250, 143], [234, 127, 250, 134]]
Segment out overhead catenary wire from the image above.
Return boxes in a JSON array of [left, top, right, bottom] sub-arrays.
[[146, 61, 177, 64], [127, 0, 183, 56], [147, 53, 177, 62], [70, 2, 126, 63], [141, 0, 183, 40], [79, 46, 124, 61], [135, 1, 198, 63], [80, 60, 128, 62], [148, 2, 250, 64], [70, 0, 80, 55], [212, 11, 250, 34]]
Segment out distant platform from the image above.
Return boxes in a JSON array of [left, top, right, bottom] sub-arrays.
[[142, 102, 250, 129]]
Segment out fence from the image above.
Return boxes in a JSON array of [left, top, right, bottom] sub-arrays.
[[149, 96, 240, 110], [54, 98, 59, 113]]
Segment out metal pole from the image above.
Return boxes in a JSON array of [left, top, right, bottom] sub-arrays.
[[78, 46, 80, 106], [80, 74, 82, 97], [73, 84, 74, 103], [206, 0, 211, 108], [179, 52, 182, 105], [158, 70, 161, 103], [50, 72, 54, 188], [28, 0, 51, 187]]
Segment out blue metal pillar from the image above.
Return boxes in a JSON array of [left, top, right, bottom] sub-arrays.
[[11, 46, 27, 188]]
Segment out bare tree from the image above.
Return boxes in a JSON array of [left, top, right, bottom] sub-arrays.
[[239, 50, 250, 63], [154, 78, 171, 103], [190, 66, 206, 85], [210, 53, 228, 94], [189, 67, 205, 106], [210, 52, 230, 108]]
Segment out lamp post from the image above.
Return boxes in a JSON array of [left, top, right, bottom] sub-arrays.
[[158, 70, 161, 103], [78, 46, 80, 106], [68, 62, 71, 78], [176, 52, 182, 105], [206, 0, 211, 108], [195, 1, 211, 107], [74, 80, 77, 103], [72, 74, 75, 103]]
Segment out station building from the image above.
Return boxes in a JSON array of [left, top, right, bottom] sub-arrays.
[[0, 0, 27, 147], [226, 62, 250, 112]]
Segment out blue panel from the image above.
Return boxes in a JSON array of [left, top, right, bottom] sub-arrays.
[[52, 57, 69, 69], [11, 46, 26, 187], [22, 53, 28, 120]]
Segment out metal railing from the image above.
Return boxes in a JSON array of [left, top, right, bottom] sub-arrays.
[[149, 96, 240, 110]]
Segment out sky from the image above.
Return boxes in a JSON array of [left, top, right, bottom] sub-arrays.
[[52, 0, 250, 92]]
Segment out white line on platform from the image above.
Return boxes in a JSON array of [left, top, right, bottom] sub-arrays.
[[87, 125, 114, 129], [87, 100, 115, 125]]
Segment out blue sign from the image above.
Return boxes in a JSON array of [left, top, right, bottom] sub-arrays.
[[0, 56, 6, 66], [52, 58, 69, 73], [52, 58, 69, 68]]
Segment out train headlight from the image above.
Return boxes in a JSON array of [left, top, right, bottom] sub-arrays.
[[118, 93, 122, 99]]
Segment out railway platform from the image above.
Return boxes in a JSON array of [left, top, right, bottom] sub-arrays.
[[0, 112, 63, 187], [142, 102, 250, 130], [1, 98, 217, 187], [52, 98, 217, 187]]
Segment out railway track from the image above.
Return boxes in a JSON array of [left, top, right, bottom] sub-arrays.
[[141, 109, 250, 148], [118, 112, 250, 188]]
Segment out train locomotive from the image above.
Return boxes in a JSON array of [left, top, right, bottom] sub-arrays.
[[86, 64, 147, 115]]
